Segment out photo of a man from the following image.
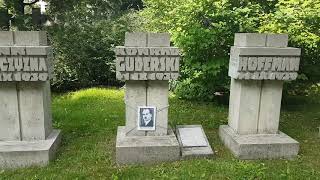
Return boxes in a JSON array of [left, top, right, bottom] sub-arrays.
[[137, 106, 156, 130]]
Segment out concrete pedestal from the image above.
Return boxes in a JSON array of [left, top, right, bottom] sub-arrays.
[[116, 126, 180, 164], [0, 31, 60, 168], [220, 33, 301, 160], [115, 32, 182, 165], [219, 125, 299, 159], [0, 130, 61, 169]]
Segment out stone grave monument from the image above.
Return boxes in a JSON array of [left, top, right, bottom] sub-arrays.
[[115, 32, 181, 164], [0, 31, 61, 168], [115, 32, 214, 164], [219, 33, 301, 159]]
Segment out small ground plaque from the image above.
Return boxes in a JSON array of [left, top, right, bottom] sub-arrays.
[[176, 125, 214, 159], [179, 127, 208, 147]]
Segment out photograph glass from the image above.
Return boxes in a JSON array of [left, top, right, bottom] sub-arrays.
[[137, 106, 156, 131]]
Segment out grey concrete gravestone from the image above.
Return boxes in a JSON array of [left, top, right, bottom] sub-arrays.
[[115, 32, 181, 164], [0, 31, 61, 168], [219, 33, 300, 159]]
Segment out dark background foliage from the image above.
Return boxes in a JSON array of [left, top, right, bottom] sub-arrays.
[[0, 0, 319, 98]]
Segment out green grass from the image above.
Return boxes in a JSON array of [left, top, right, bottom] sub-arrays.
[[1, 88, 320, 179]]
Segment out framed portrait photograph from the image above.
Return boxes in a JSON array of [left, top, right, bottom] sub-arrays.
[[137, 106, 156, 131]]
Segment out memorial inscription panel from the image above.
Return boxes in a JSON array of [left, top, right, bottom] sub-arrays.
[[115, 47, 180, 80], [228, 43, 301, 81], [0, 46, 52, 81]]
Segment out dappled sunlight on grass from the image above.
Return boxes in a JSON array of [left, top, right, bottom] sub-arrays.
[[62, 87, 124, 102]]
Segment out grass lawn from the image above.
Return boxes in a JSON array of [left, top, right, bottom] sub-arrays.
[[1, 88, 320, 179]]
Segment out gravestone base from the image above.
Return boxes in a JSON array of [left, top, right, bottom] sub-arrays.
[[176, 125, 214, 159], [0, 129, 61, 169], [219, 125, 299, 159], [116, 126, 180, 165]]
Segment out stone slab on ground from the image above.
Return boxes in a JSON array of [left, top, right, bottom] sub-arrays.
[[176, 125, 214, 159], [116, 126, 180, 165], [219, 125, 299, 159], [0, 129, 61, 169]]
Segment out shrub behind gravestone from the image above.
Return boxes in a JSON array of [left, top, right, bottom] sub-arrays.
[[48, 11, 143, 91], [141, 0, 320, 100]]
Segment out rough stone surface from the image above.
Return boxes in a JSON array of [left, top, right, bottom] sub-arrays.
[[125, 81, 146, 136], [176, 125, 214, 159], [14, 31, 47, 46], [228, 79, 261, 135], [219, 125, 299, 159], [258, 81, 283, 134], [0, 82, 20, 141], [116, 126, 180, 164], [18, 82, 52, 141], [125, 32, 147, 47], [25, 46, 51, 55], [146, 81, 168, 136], [237, 47, 301, 56], [177, 126, 208, 147], [0, 129, 61, 169], [266, 34, 288, 47], [147, 33, 170, 47], [0, 31, 14, 46], [234, 33, 267, 47]]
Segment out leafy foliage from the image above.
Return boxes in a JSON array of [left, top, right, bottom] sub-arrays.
[[141, 0, 263, 100], [260, 0, 320, 95], [46, 0, 144, 91], [141, 0, 320, 100]]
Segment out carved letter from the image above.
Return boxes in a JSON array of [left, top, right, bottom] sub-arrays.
[[116, 57, 125, 71], [238, 57, 248, 71], [135, 57, 143, 71], [125, 57, 134, 71], [165, 57, 175, 71], [159, 57, 166, 71], [38, 73, 48, 81], [23, 57, 30, 71], [7, 58, 14, 71], [30, 57, 39, 71], [257, 57, 265, 71], [0, 57, 8, 71], [156, 73, 164, 80], [115, 47, 126, 56], [126, 48, 138, 56], [290, 57, 300, 71], [280, 57, 290, 71], [150, 57, 159, 71], [264, 57, 272, 71], [247, 57, 258, 71], [271, 57, 282, 71], [137, 48, 149, 56], [14, 57, 23, 71], [3, 73, 12, 81], [143, 57, 151, 71]]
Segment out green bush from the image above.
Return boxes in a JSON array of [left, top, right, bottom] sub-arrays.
[[141, 0, 320, 100], [141, 0, 265, 101], [47, 0, 143, 91], [259, 0, 320, 96], [49, 11, 142, 91]]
